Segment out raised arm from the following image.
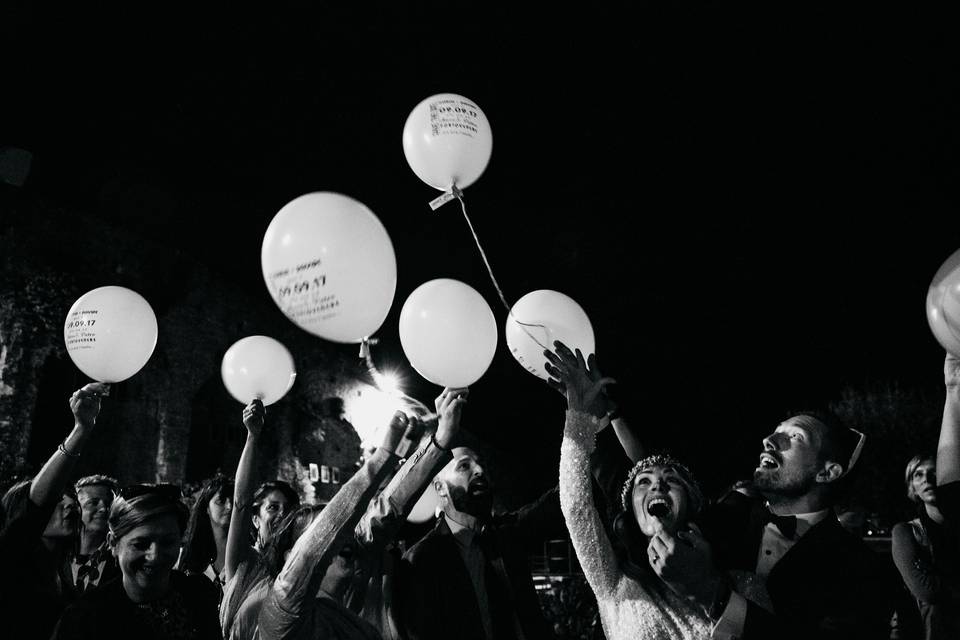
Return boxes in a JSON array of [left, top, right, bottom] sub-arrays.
[[258, 412, 408, 640], [30, 383, 107, 507], [545, 342, 623, 599], [225, 398, 264, 581], [357, 388, 466, 549], [938, 353, 960, 487]]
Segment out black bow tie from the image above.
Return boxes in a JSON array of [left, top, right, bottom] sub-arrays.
[[763, 510, 798, 539]]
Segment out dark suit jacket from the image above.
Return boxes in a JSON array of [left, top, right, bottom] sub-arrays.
[[397, 488, 561, 640], [701, 492, 897, 640]]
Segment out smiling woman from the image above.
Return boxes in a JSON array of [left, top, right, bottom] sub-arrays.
[[50, 485, 222, 640]]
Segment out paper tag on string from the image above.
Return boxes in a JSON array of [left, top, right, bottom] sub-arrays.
[[429, 191, 457, 211]]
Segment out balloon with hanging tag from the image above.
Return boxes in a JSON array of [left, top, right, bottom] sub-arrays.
[[63, 286, 158, 383], [402, 93, 493, 192], [506, 290, 595, 380]]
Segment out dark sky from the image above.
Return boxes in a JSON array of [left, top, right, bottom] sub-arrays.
[[4, 4, 959, 496]]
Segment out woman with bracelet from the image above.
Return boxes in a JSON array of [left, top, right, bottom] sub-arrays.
[[0, 383, 106, 640], [545, 342, 711, 640]]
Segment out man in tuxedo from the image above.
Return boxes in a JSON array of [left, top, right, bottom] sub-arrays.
[[397, 443, 560, 640], [66, 475, 120, 596], [648, 410, 897, 639]]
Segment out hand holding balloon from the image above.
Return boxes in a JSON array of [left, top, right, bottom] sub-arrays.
[[69, 383, 110, 428], [435, 387, 469, 449], [242, 398, 265, 438]]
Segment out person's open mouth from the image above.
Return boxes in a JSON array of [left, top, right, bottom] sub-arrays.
[[646, 496, 672, 518], [758, 452, 780, 470], [469, 480, 490, 495]]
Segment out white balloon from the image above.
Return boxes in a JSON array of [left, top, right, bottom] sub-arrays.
[[261, 192, 397, 343], [927, 247, 960, 357], [398, 279, 497, 387], [506, 290, 595, 380], [63, 286, 158, 383], [221, 336, 297, 406], [402, 93, 493, 191]]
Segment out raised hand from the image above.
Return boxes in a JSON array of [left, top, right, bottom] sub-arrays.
[[394, 413, 427, 458], [435, 387, 469, 449], [69, 383, 109, 427], [543, 341, 615, 415], [243, 398, 265, 437], [379, 410, 413, 455]]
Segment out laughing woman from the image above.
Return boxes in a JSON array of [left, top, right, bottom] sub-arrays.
[[545, 342, 711, 640], [50, 484, 221, 640]]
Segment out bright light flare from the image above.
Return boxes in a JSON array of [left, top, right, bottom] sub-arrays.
[[372, 369, 402, 396], [343, 382, 406, 448]]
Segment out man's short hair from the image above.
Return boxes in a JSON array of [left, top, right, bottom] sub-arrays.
[[75, 474, 119, 495], [790, 410, 865, 475]]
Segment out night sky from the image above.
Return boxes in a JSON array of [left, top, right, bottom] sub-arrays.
[[4, 5, 959, 501]]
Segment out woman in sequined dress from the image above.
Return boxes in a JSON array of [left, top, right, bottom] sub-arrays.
[[545, 342, 712, 640]]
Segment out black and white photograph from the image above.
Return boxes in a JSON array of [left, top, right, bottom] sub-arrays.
[[1, 4, 958, 639]]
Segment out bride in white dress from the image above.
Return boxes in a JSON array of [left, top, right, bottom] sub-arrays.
[[545, 342, 712, 640]]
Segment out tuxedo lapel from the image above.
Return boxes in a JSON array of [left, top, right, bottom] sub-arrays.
[[765, 514, 841, 615]]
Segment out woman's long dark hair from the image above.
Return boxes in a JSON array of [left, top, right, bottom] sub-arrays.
[[179, 474, 234, 573], [249, 479, 300, 543], [221, 504, 323, 636]]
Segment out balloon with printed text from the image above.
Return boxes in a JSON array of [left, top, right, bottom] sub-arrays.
[[221, 336, 297, 406], [402, 93, 493, 192], [927, 247, 960, 357], [398, 279, 498, 387], [261, 192, 397, 343], [63, 286, 158, 383], [506, 290, 595, 380]]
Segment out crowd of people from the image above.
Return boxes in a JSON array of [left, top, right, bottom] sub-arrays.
[[0, 345, 957, 639]]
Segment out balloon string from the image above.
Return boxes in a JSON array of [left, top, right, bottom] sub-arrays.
[[453, 189, 551, 352]]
